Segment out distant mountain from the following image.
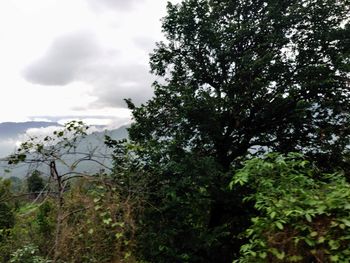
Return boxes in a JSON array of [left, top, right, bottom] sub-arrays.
[[0, 125, 129, 178], [0, 121, 62, 139], [0, 121, 63, 158]]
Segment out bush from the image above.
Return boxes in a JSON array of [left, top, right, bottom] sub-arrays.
[[27, 171, 45, 193], [10, 245, 51, 263], [231, 153, 350, 262], [0, 179, 15, 231], [56, 179, 139, 263]]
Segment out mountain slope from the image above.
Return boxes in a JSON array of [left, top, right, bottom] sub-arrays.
[[0, 125, 129, 178]]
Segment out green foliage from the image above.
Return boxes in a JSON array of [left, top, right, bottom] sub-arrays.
[[1, 122, 141, 262], [0, 202, 49, 262], [27, 171, 45, 193], [231, 153, 350, 262], [8, 177, 24, 193], [107, 139, 240, 262], [0, 177, 141, 262], [138, 155, 223, 262], [0, 178, 15, 232], [55, 179, 139, 263], [0, 203, 14, 231], [125, 0, 350, 261], [36, 201, 54, 237], [10, 245, 51, 263], [0, 179, 16, 262], [130, 0, 350, 171]]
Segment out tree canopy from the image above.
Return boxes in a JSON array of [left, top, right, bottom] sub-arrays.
[[27, 171, 45, 194], [125, 0, 350, 262], [129, 0, 350, 170]]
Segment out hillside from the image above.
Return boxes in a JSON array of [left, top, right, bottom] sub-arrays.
[[0, 125, 128, 178]]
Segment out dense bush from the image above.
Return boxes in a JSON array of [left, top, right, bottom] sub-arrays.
[[27, 171, 45, 193], [0, 178, 16, 262], [50, 179, 139, 263], [231, 153, 350, 262], [10, 245, 51, 263], [0, 179, 15, 230], [0, 175, 141, 263]]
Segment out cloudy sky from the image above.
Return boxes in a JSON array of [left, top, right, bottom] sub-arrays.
[[0, 0, 178, 127]]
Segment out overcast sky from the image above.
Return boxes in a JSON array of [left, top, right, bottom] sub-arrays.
[[0, 0, 178, 127]]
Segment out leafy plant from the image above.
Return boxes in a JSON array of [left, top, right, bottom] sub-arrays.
[[10, 245, 51, 263], [56, 178, 139, 263], [231, 153, 350, 262], [0, 179, 15, 231], [27, 170, 45, 194]]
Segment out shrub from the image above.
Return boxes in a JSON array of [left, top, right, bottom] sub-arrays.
[[231, 153, 350, 262], [27, 171, 45, 193], [57, 179, 139, 263], [10, 244, 51, 263], [0, 178, 15, 231]]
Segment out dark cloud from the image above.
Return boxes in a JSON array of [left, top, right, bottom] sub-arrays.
[[86, 0, 141, 12], [23, 31, 101, 85]]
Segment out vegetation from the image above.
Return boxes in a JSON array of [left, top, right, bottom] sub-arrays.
[[124, 0, 350, 261], [231, 153, 350, 262], [27, 171, 45, 194], [0, 0, 349, 262], [0, 179, 15, 231]]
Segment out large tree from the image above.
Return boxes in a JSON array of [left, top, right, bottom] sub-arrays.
[[126, 0, 350, 262]]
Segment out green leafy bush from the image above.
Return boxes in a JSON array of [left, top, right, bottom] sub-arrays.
[[27, 171, 45, 193], [10, 245, 51, 263], [56, 179, 139, 263], [0, 179, 15, 231], [231, 153, 350, 262]]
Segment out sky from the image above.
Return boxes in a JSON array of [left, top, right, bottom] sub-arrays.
[[0, 0, 179, 127]]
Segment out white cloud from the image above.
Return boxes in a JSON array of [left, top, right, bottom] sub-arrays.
[[24, 126, 63, 138], [0, 138, 18, 158], [0, 0, 176, 123], [86, 0, 141, 11]]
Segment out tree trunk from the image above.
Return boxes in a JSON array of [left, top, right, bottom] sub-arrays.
[[50, 161, 64, 263]]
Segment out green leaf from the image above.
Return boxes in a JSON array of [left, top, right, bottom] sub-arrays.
[[305, 214, 312, 222], [259, 252, 267, 259], [275, 221, 284, 230], [270, 211, 277, 219], [103, 218, 112, 225], [330, 255, 339, 262], [317, 236, 325, 243], [304, 238, 315, 247], [310, 231, 318, 237], [328, 240, 340, 250], [115, 233, 123, 239], [341, 219, 350, 227]]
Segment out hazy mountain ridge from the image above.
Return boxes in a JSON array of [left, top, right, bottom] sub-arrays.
[[0, 121, 62, 139], [0, 122, 129, 178]]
